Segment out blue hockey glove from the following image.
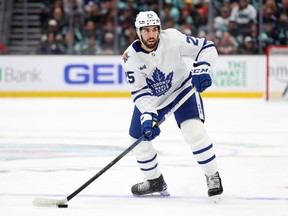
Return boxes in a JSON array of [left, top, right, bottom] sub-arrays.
[[140, 112, 161, 141], [191, 61, 212, 93]]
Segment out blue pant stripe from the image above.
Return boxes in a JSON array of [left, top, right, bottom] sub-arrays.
[[198, 155, 216, 165], [137, 154, 157, 164], [193, 143, 213, 155], [140, 163, 158, 171]]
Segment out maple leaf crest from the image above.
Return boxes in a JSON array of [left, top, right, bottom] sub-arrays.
[[146, 68, 173, 96]]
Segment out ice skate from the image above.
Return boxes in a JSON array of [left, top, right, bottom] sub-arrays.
[[205, 171, 223, 203], [131, 174, 170, 196]]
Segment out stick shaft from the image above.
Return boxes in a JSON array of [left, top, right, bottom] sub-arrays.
[[67, 135, 145, 201]]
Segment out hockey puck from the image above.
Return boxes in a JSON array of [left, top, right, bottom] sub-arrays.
[[58, 204, 68, 208]]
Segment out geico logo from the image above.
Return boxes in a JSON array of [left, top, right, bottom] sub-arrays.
[[64, 64, 124, 84], [1, 67, 41, 82]]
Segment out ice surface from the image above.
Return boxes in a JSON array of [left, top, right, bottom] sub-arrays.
[[0, 98, 287, 216]]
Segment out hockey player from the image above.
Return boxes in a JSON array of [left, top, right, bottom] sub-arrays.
[[121, 11, 223, 201]]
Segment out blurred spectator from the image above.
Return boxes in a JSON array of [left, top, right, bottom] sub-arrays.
[[102, 32, 115, 55], [250, 22, 258, 40], [119, 24, 137, 54], [213, 0, 226, 16], [101, 0, 117, 23], [63, 0, 83, 16], [238, 36, 258, 54], [271, 13, 288, 45], [64, 30, 83, 54], [149, 1, 160, 14], [180, 23, 192, 36], [262, 0, 278, 29], [255, 0, 278, 50], [119, 0, 139, 17], [178, 6, 194, 35], [214, 6, 231, 32], [119, 8, 135, 30], [163, 1, 180, 24], [42, 6, 68, 36], [40, 0, 53, 26], [273, 0, 288, 45], [249, 23, 259, 53], [73, 11, 85, 38], [172, 0, 184, 9], [37, 32, 65, 54], [163, 18, 176, 29], [277, 0, 288, 16], [194, 1, 209, 33], [213, 0, 236, 16], [229, 0, 257, 36], [178, 7, 194, 31], [81, 36, 102, 55], [84, 1, 106, 25], [227, 19, 238, 37], [44, 19, 59, 35], [215, 31, 238, 55], [82, 20, 101, 45], [40, 0, 63, 26], [260, 21, 275, 49], [99, 21, 115, 44]]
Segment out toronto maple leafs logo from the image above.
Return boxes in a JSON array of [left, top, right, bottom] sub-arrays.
[[146, 68, 173, 96]]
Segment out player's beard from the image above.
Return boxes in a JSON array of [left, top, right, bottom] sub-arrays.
[[142, 37, 158, 50]]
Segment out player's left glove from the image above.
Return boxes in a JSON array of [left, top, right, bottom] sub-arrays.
[[191, 61, 212, 93], [140, 112, 161, 141]]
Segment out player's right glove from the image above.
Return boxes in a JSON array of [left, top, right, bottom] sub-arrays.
[[191, 61, 212, 93], [140, 112, 161, 141]]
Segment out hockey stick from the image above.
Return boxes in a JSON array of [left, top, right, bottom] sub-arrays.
[[33, 87, 196, 208]]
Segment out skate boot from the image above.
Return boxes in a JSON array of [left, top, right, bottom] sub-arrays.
[[131, 174, 170, 196], [205, 171, 223, 203]]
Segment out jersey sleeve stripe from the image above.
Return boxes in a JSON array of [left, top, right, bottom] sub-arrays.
[[202, 43, 215, 50], [195, 43, 215, 61], [193, 61, 211, 67]]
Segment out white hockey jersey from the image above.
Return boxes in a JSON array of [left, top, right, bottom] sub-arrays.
[[121, 28, 218, 115]]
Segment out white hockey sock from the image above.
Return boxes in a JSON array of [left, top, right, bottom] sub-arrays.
[[130, 137, 161, 180], [181, 119, 218, 176]]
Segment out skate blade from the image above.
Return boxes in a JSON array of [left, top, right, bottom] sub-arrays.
[[133, 190, 170, 197], [210, 195, 221, 204], [159, 190, 170, 196]]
